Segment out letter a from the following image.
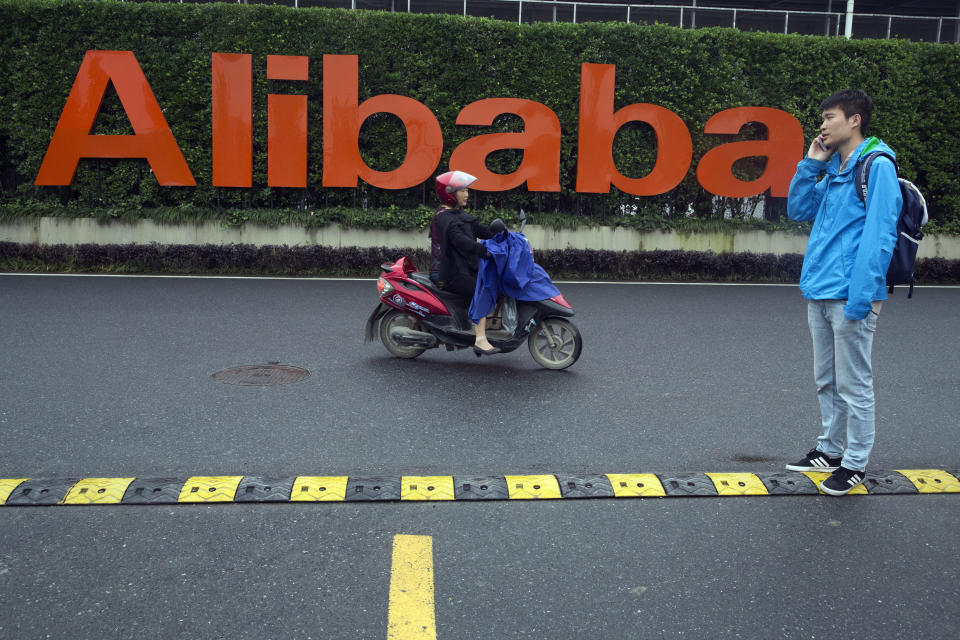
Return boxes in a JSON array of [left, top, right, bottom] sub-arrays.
[[696, 107, 804, 198], [575, 63, 691, 196], [35, 50, 194, 186], [322, 54, 442, 189], [449, 98, 561, 192]]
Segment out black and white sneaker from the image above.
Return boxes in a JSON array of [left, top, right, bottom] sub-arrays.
[[820, 467, 866, 496], [785, 448, 842, 472]]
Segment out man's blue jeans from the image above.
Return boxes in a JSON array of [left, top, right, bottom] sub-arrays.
[[807, 301, 879, 472]]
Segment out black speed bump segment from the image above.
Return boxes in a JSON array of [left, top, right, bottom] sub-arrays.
[[122, 478, 184, 504], [4, 478, 78, 506], [453, 476, 510, 500], [659, 473, 718, 497], [1, 470, 958, 506], [757, 472, 820, 496], [862, 471, 919, 495], [345, 476, 401, 501], [556, 474, 615, 499], [235, 476, 298, 502]]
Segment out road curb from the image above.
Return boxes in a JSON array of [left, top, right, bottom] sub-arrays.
[[2, 470, 958, 505]]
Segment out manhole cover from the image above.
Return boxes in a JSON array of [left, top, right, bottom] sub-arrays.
[[211, 364, 310, 386]]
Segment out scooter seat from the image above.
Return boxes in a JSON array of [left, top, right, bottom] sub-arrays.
[[409, 272, 472, 330], [410, 272, 468, 305], [409, 271, 441, 292]]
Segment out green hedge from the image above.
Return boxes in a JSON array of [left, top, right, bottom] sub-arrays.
[[1, 0, 958, 225], [0, 200, 825, 234], [4, 241, 959, 284]]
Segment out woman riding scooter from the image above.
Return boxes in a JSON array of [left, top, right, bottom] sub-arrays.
[[429, 170, 506, 356]]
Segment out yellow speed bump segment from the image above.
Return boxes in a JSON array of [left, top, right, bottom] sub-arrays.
[[505, 475, 562, 500], [606, 473, 666, 497], [0, 479, 28, 505], [402, 476, 455, 501], [178, 476, 244, 503], [706, 473, 769, 496], [388, 535, 436, 640], [896, 469, 960, 493], [802, 471, 868, 495], [290, 476, 348, 501], [63, 478, 135, 505]]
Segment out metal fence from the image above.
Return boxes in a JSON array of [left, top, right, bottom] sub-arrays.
[[152, 0, 960, 43]]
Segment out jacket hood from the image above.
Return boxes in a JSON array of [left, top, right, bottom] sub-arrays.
[[833, 137, 896, 172]]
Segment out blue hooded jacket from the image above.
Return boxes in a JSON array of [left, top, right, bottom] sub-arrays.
[[469, 231, 561, 325], [787, 137, 902, 320]]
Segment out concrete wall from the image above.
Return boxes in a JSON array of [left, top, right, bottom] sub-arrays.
[[1, 217, 958, 259]]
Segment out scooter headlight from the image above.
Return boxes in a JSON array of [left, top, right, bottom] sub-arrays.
[[377, 277, 393, 297]]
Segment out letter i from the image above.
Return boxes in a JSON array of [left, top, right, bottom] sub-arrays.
[[212, 53, 253, 187], [267, 55, 309, 188]]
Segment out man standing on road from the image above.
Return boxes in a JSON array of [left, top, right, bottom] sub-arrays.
[[785, 89, 902, 496]]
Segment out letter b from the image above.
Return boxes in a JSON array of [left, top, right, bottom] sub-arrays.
[[575, 63, 691, 196]]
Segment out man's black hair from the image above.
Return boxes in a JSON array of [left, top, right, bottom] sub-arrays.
[[820, 89, 873, 137]]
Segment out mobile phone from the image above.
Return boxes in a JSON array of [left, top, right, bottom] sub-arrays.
[[816, 138, 830, 151]]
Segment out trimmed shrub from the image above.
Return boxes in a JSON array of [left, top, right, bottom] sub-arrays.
[[2, 241, 957, 284], [1, 1, 958, 226]]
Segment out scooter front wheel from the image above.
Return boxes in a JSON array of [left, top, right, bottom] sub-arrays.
[[379, 309, 427, 359], [528, 317, 582, 370]]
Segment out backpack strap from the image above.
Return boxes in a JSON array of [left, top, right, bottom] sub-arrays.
[[855, 150, 898, 204]]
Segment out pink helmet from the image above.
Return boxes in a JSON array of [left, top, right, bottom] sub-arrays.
[[435, 170, 477, 206]]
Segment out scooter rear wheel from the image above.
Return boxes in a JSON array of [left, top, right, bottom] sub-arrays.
[[380, 309, 427, 359], [528, 317, 582, 370]]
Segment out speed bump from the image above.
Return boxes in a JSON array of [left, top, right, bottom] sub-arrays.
[[454, 476, 510, 500], [235, 476, 296, 502], [178, 476, 244, 503], [862, 471, 919, 495], [2, 470, 959, 506], [660, 473, 719, 496], [606, 474, 666, 497], [504, 475, 562, 500], [123, 478, 184, 504], [63, 478, 135, 505], [346, 476, 401, 501], [4, 478, 78, 505], [0, 478, 27, 505], [896, 469, 960, 493], [706, 473, 769, 496], [401, 476, 455, 501], [556, 474, 615, 498], [801, 471, 869, 495], [757, 472, 820, 495], [291, 476, 348, 501]]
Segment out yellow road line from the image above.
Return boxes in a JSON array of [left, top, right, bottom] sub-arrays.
[[387, 535, 436, 640]]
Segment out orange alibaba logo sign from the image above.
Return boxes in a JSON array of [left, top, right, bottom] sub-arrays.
[[35, 50, 804, 198]]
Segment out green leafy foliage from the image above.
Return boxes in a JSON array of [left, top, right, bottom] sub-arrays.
[[3, 240, 958, 284], [0, 1, 957, 227], [0, 200, 813, 233]]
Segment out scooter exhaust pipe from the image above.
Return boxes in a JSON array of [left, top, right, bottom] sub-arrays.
[[389, 326, 437, 348]]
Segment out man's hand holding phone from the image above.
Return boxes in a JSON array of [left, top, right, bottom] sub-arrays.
[[808, 135, 834, 162]]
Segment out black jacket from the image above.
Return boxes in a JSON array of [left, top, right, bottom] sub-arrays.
[[430, 208, 495, 294]]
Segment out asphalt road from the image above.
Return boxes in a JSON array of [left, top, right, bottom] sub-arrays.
[[1, 274, 958, 639]]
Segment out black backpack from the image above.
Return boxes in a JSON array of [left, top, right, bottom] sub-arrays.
[[855, 151, 928, 298]]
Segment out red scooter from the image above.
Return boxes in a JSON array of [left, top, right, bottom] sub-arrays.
[[363, 223, 582, 370]]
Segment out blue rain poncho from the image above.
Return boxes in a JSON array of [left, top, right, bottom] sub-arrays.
[[469, 231, 561, 325]]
